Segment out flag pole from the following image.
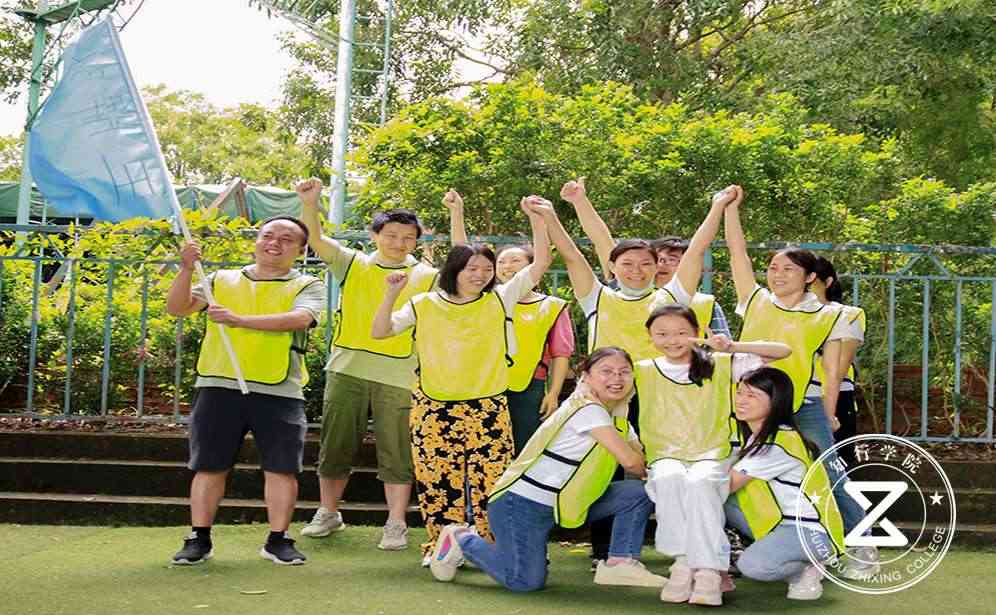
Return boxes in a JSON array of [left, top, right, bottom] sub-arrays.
[[107, 20, 249, 395]]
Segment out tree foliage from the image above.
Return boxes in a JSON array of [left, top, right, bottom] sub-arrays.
[[143, 84, 311, 187], [354, 78, 996, 248]]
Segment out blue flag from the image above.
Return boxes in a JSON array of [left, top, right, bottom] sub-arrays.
[[28, 18, 176, 222]]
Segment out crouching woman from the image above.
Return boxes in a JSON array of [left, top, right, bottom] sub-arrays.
[[428, 346, 665, 591]]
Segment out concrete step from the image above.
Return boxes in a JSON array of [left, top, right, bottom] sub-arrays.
[[0, 492, 421, 527], [0, 457, 386, 503], [1, 491, 990, 547], [0, 430, 377, 466], [856, 459, 996, 490]]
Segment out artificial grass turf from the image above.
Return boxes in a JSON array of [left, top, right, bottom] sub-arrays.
[[0, 524, 992, 615]]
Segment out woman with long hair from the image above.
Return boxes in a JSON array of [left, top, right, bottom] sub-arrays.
[[726, 367, 846, 601]]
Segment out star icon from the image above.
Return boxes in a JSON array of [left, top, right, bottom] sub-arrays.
[[930, 492, 944, 506], [811, 494, 822, 505]]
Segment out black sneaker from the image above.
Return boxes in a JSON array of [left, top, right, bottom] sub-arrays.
[[260, 534, 307, 565], [172, 532, 213, 565]]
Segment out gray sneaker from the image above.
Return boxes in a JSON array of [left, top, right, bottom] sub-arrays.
[[377, 520, 409, 550], [300, 507, 345, 538]]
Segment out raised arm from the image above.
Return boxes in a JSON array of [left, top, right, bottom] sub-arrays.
[[166, 242, 208, 317], [524, 198, 552, 287], [296, 178, 348, 264], [371, 272, 409, 339], [723, 186, 757, 305], [442, 189, 468, 245], [560, 178, 614, 281], [526, 197, 597, 300], [674, 186, 737, 297]]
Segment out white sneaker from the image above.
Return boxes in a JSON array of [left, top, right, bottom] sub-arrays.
[[660, 562, 693, 603], [378, 521, 409, 551], [787, 564, 824, 600], [594, 560, 667, 588], [299, 507, 345, 538], [421, 553, 432, 568], [838, 546, 880, 580], [429, 524, 467, 582], [689, 569, 723, 606]]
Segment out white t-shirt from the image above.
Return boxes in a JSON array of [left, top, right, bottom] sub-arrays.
[[651, 353, 764, 384], [508, 403, 639, 507], [388, 264, 537, 356], [578, 276, 691, 317], [732, 432, 825, 533]]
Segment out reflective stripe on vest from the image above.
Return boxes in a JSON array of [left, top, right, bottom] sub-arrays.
[[490, 392, 625, 528], [592, 287, 666, 363], [735, 428, 846, 556], [636, 353, 734, 464], [812, 304, 866, 388], [334, 257, 436, 358], [507, 295, 568, 392], [412, 291, 510, 401], [196, 269, 318, 386], [739, 289, 842, 411]]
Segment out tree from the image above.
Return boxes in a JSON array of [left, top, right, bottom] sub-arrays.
[[353, 78, 993, 248], [0, 133, 20, 180], [143, 84, 311, 187], [733, 0, 996, 189]]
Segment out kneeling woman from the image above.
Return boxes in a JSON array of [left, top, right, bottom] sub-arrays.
[[726, 367, 846, 601], [428, 347, 665, 591]]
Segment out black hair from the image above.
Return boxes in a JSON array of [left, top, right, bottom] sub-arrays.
[[371, 208, 423, 238], [259, 215, 309, 246], [438, 243, 496, 295], [495, 243, 535, 264], [645, 305, 715, 385], [735, 367, 819, 460], [581, 346, 634, 373], [813, 256, 844, 303], [609, 239, 657, 263], [650, 236, 689, 256], [771, 247, 818, 291]]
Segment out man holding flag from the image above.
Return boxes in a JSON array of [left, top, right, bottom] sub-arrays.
[[166, 216, 326, 566]]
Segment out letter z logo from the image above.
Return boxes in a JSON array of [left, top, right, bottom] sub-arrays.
[[844, 481, 910, 547]]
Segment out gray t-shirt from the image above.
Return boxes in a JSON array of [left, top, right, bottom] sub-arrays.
[[192, 265, 327, 400]]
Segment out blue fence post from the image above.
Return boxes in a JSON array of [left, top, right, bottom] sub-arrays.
[[63, 259, 78, 416], [99, 263, 116, 416], [25, 258, 42, 413]]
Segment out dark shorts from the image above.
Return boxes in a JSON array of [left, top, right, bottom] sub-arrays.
[[188, 387, 307, 474]]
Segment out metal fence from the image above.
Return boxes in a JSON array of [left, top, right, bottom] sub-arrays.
[[1, 225, 994, 443]]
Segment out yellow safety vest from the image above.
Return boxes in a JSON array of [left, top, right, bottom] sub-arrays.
[[735, 427, 846, 556], [690, 293, 716, 339], [812, 304, 866, 389], [636, 353, 734, 464], [412, 291, 511, 401], [333, 256, 436, 358], [490, 391, 628, 528], [197, 269, 319, 386], [739, 289, 842, 411], [507, 295, 568, 392], [591, 287, 666, 363]]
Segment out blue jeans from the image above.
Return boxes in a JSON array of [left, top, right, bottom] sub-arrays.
[[725, 498, 833, 581], [459, 480, 654, 592], [795, 398, 865, 534]]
